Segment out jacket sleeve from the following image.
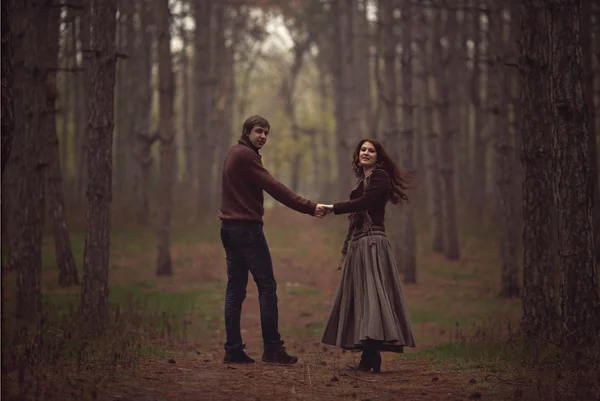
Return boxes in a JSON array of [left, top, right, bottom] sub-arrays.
[[333, 170, 390, 215], [242, 150, 317, 216]]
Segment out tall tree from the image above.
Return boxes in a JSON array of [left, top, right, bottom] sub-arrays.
[[80, 0, 118, 335], [582, 1, 600, 261], [10, 0, 49, 321], [436, 5, 460, 261], [470, 0, 485, 220], [193, 0, 215, 219], [155, 0, 176, 276], [1, 0, 14, 357], [1, 0, 14, 175], [400, 0, 417, 283], [519, 0, 559, 339], [331, 0, 362, 199], [133, 0, 156, 225], [212, 3, 235, 209], [180, 3, 193, 197], [45, 0, 79, 287], [423, 5, 444, 254], [114, 0, 136, 203], [549, 0, 599, 345], [379, 0, 402, 270], [76, 0, 92, 206], [488, 3, 519, 297]]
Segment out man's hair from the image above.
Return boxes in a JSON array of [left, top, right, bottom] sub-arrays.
[[242, 115, 270, 136]]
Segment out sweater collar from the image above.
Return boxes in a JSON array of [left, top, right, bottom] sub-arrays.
[[238, 134, 260, 154]]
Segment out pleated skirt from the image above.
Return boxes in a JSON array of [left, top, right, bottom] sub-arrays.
[[321, 232, 416, 352]]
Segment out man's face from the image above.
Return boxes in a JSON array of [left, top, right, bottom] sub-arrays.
[[248, 124, 269, 149]]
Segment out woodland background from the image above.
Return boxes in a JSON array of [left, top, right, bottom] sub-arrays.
[[1, 0, 599, 400]]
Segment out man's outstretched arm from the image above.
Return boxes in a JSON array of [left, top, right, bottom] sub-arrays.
[[243, 151, 318, 216]]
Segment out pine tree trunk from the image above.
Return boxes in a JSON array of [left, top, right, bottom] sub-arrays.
[[508, 5, 523, 227], [582, 1, 600, 263], [400, 0, 417, 284], [379, 0, 403, 271], [194, 0, 215, 219], [1, 0, 14, 358], [80, 0, 118, 335], [282, 37, 312, 194], [1, 0, 14, 175], [549, 0, 599, 346], [59, 18, 70, 180], [77, 1, 92, 207], [45, 0, 79, 287], [424, 8, 444, 254], [456, 0, 471, 207], [180, 13, 193, 198], [155, 0, 176, 277], [132, 0, 155, 226], [11, 0, 50, 321], [519, 0, 559, 339], [470, 0, 485, 221], [436, 6, 460, 261], [332, 0, 359, 200], [488, 4, 519, 298], [211, 3, 231, 211], [70, 6, 82, 198], [114, 7, 126, 200]]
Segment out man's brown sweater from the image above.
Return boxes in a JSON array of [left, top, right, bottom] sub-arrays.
[[218, 135, 317, 222]]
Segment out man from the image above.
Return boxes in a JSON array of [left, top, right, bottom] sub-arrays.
[[219, 115, 327, 364]]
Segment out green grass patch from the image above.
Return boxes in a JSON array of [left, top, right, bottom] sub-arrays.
[[405, 340, 520, 371], [285, 288, 323, 297]]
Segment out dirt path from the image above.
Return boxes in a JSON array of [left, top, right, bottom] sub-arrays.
[[2, 212, 515, 400], [103, 214, 509, 401]]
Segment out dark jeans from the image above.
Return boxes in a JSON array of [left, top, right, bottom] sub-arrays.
[[220, 220, 281, 352]]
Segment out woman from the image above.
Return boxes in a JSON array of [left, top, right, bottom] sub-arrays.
[[320, 139, 415, 373]]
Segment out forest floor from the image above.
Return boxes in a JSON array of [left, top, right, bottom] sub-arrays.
[[1, 208, 550, 400]]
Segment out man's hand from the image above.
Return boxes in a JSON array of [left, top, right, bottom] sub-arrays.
[[315, 204, 334, 218]]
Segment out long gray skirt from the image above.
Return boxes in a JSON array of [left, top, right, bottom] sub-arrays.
[[321, 233, 416, 352]]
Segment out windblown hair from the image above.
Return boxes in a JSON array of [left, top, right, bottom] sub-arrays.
[[242, 115, 270, 136], [351, 138, 412, 205]]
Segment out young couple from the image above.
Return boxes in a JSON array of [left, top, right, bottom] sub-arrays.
[[218, 115, 415, 372]]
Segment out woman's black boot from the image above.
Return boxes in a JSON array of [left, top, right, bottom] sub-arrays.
[[371, 350, 381, 373], [348, 349, 372, 371]]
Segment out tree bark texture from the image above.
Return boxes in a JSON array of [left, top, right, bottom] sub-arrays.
[[45, 0, 79, 287], [488, 4, 519, 298], [548, 0, 599, 346], [581, 1, 600, 262], [132, 0, 155, 226], [180, 14, 193, 195], [211, 2, 232, 211], [332, 0, 361, 200], [194, 0, 215, 219], [436, 7, 460, 261], [1, 0, 14, 175], [400, 0, 417, 284], [80, 0, 118, 335], [114, 0, 136, 203], [77, 0, 92, 206], [519, 0, 559, 339], [470, 0, 485, 221], [424, 7, 444, 254], [379, 0, 403, 274], [155, 0, 176, 276], [10, 0, 49, 321]]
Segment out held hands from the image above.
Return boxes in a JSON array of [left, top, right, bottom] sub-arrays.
[[315, 204, 334, 218]]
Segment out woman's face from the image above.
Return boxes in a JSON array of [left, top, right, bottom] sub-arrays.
[[358, 141, 377, 168]]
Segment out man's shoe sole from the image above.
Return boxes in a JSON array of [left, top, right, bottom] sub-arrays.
[[223, 360, 255, 364]]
